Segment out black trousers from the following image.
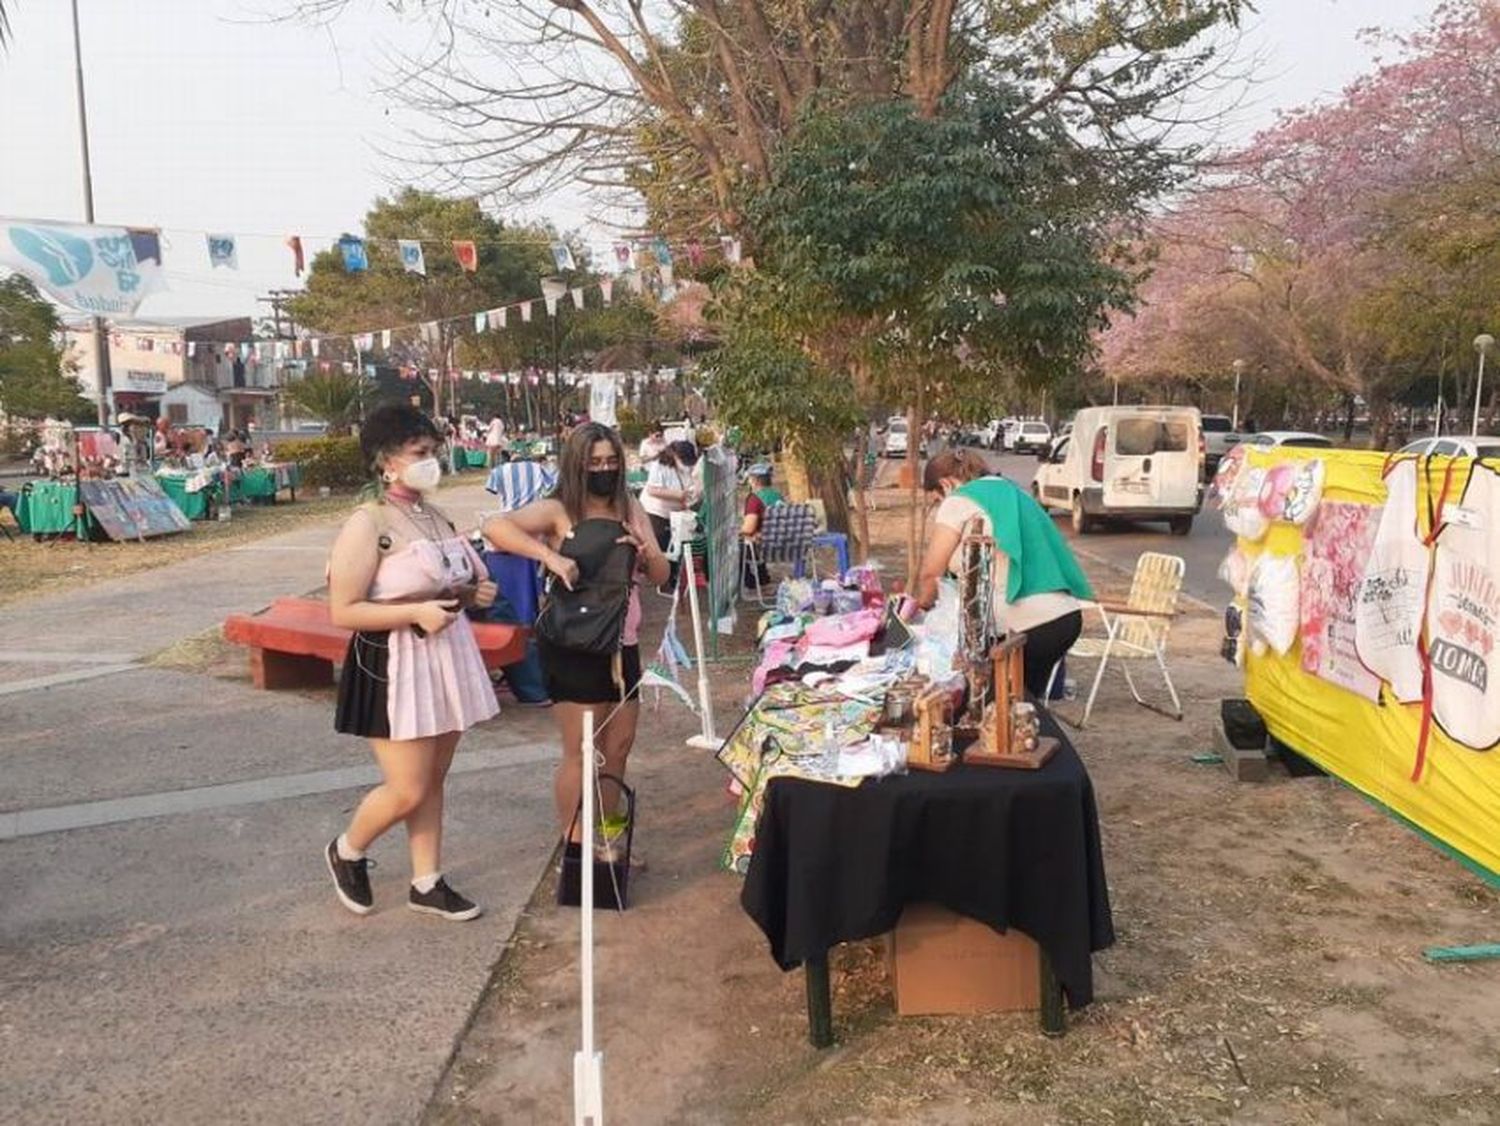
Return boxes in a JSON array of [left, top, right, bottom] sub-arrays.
[[1020, 609, 1083, 698]]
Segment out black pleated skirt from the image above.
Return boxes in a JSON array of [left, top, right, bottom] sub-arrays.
[[335, 630, 392, 738]]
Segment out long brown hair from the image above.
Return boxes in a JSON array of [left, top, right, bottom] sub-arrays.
[[556, 422, 630, 523]]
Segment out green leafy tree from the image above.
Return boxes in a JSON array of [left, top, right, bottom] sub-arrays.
[[280, 369, 370, 434], [0, 276, 93, 422]]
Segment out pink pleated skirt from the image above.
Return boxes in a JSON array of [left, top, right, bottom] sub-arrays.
[[335, 616, 500, 741]]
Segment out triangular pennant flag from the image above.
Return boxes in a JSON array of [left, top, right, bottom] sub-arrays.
[[540, 276, 567, 318], [338, 235, 368, 272], [398, 239, 426, 276], [686, 240, 703, 267], [544, 294, 559, 317], [613, 242, 632, 268], [570, 286, 585, 310], [660, 263, 675, 288], [206, 234, 238, 270], [487, 308, 506, 331], [652, 235, 673, 266], [310, 338, 321, 357], [626, 270, 645, 296], [599, 277, 613, 306], [380, 329, 392, 350], [187, 342, 197, 358], [453, 240, 478, 272], [519, 301, 533, 323], [550, 242, 576, 272], [286, 235, 305, 276], [342, 362, 354, 374], [475, 312, 487, 333], [720, 236, 742, 265], [127, 228, 162, 266]]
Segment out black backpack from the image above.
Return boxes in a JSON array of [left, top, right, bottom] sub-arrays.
[[533, 518, 637, 656]]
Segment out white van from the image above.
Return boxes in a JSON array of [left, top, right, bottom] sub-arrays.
[[1032, 406, 1204, 535]]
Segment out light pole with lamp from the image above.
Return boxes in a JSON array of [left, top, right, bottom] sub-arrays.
[[1474, 334, 1495, 437], [1231, 359, 1246, 432]]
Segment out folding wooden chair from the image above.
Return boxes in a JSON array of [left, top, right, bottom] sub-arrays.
[[1050, 552, 1185, 727]]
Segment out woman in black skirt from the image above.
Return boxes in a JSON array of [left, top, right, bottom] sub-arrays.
[[481, 423, 670, 842], [323, 405, 500, 922]]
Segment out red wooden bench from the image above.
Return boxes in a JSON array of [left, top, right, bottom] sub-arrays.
[[223, 596, 527, 690]]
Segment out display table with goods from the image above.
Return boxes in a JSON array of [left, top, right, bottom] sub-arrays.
[[15, 480, 88, 538], [1215, 445, 1500, 884], [155, 470, 222, 521], [236, 461, 301, 503], [718, 556, 1115, 1046]]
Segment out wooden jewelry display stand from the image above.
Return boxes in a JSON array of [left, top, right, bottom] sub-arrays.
[[907, 686, 956, 772], [968, 634, 1059, 770]]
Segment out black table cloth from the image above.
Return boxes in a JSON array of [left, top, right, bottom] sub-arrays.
[[740, 714, 1114, 1008]]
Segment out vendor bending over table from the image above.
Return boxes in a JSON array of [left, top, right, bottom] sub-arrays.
[[916, 450, 1093, 697]]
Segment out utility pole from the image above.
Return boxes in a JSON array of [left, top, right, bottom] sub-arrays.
[[71, 0, 111, 426], [257, 290, 300, 339]]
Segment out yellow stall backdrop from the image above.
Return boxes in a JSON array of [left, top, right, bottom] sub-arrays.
[[1236, 447, 1500, 884]]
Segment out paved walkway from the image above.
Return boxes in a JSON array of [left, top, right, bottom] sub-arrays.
[[0, 483, 563, 1125]]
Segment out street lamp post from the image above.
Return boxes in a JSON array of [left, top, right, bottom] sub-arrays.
[[1474, 334, 1495, 437], [1232, 359, 1246, 432], [71, 0, 112, 426]]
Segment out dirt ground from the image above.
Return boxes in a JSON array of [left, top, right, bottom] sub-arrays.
[[424, 490, 1500, 1125]]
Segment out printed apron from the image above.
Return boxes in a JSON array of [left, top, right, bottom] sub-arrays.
[[1428, 463, 1500, 751], [1354, 458, 1428, 704]]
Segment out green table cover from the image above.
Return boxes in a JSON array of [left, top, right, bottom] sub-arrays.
[[16, 480, 88, 537], [463, 448, 489, 469], [155, 474, 218, 520]]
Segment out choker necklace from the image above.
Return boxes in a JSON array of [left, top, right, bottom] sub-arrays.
[[386, 483, 424, 512]]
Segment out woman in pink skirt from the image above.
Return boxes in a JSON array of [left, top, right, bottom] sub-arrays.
[[323, 404, 500, 921]]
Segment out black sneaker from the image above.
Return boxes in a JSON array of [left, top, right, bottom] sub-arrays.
[[325, 838, 375, 916], [408, 878, 483, 921]]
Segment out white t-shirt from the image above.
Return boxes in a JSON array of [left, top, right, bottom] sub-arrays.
[[639, 435, 667, 463], [641, 460, 693, 519], [485, 419, 506, 447], [934, 493, 1079, 634]]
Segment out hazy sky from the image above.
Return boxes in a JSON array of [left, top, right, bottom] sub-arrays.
[[0, 0, 1442, 323]]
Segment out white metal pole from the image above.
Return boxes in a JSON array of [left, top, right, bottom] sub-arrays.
[[679, 536, 719, 750], [1474, 350, 1487, 438], [574, 711, 604, 1126]]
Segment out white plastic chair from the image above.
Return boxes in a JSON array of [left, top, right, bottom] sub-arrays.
[[1051, 552, 1185, 728]]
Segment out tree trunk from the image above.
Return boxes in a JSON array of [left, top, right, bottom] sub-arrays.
[[813, 461, 852, 538], [783, 442, 812, 502], [851, 430, 871, 565], [1342, 395, 1356, 443], [906, 382, 924, 593]]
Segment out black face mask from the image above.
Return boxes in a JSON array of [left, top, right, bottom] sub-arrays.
[[586, 469, 619, 497]]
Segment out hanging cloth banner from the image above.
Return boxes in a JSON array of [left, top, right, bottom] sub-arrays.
[[1, 219, 164, 316], [398, 239, 426, 276], [550, 242, 576, 272], [380, 329, 392, 350], [599, 277, 613, 306], [541, 276, 567, 318], [453, 240, 478, 272], [286, 235, 305, 276], [589, 372, 619, 428], [474, 312, 487, 333], [338, 235, 369, 272], [207, 234, 238, 270], [570, 287, 586, 311], [520, 301, 534, 323], [488, 307, 506, 331]]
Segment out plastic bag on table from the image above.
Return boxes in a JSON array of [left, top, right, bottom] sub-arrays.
[[915, 578, 961, 679]]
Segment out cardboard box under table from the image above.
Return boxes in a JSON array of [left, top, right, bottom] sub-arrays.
[[888, 903, 1041, 1016]]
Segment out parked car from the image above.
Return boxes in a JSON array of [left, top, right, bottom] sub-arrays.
[[1239, 431, 1335, 451], [1012, 420, 1052, 454], [1200, 414, 1240, 476], [1000, 418, 1026, 451], [1032, 405, 1204, 535], [883, 416, 910, 458], [1398, 435, 1500, 458]]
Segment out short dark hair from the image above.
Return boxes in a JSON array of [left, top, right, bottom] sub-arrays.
[[359, 403, 442, 473]]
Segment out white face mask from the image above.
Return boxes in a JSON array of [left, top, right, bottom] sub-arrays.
[[398, 456, 443, 494]]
